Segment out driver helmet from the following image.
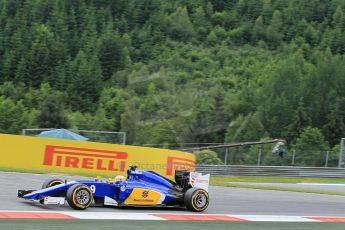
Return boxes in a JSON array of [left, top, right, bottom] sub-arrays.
[[115, 175, 126, 182]]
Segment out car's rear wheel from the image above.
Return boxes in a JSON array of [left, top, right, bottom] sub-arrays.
[[184, 187, 209, 212], [66, 184, 93, 210], [42, 178, 64, 189]]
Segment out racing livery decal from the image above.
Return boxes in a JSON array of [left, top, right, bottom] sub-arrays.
[[43, 145, 128, 172], [142, 191, 149, 198], [124, 188, 163, 205]]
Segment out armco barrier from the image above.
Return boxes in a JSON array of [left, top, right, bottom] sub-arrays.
[[0, 134, 195, 179], [196, 165, 345, 178]]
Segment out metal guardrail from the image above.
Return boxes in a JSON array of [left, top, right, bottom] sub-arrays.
[[196, 165, 345, 178]]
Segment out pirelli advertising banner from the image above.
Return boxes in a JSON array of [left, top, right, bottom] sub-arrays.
[[0, 134, 195, 180]]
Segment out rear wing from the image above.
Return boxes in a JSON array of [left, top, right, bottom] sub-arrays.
[[189, 172, 210, 192]]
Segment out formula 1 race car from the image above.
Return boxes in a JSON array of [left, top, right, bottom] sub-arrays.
[[18, 166, 210, 212]]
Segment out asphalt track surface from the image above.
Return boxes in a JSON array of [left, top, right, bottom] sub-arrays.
[[1, 172, 345, 216]]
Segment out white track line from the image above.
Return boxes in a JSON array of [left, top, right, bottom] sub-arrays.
[[1, 210, 345, 222], [63, 212, 165, 220], [232, 215, 318, 222]]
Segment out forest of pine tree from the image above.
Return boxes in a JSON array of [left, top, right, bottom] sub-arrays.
[[1, 0, 345, 166]]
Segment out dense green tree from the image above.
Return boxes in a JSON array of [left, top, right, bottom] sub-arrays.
[[196, 150, 223, 165], [26, 24, 62, 87], [0, 97, 30, 134], [292, 127, 329, 166], [0, 0, 344, 164], [322, 98, 345, 146], [253, 16, 266, 42], [266, 10, 283, 48], [168, 7, 194, 41], [99, 30, 131, 80], [286, 99, 312, 144], [225, 112, 265, 143], [332, 6, 344, 29], [136, 121, 177, 146], [192, 6, 208, 29], [67, 51, 102, 112], [36, 93, 69, 128], [98, 87, 127, 130]]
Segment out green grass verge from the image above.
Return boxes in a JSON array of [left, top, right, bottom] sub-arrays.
[[1, 220, 345, 230], [211, 175, 345, 184], [211, 176, 345, 196], [215, 183, 345, 196]]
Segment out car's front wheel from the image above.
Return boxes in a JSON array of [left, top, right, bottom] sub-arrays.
[[66, 184, 93, 210], [184, 187, 209, 212], [41, 178, 64, 189]]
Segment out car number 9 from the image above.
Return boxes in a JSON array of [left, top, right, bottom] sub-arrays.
[[90, 185, 96, 193]]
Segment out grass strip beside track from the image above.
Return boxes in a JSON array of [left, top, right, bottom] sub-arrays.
[[211, 175, 345, 184], [211, 176, 345, 196], [1, 220, 345, 230], [216, 183, 345, 196]]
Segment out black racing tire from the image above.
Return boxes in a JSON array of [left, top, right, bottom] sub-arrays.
[[41, 178, 64, 189], [184, 187, 209, 212], [66, 184, 93, 210]]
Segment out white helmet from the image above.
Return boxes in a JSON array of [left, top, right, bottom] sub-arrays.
[[115, 175, 126, 182]]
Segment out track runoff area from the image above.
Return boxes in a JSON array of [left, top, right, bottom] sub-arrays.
[[1, 173, 345, 229]]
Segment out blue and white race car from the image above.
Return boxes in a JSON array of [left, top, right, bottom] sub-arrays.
[[18, 166, 210, 212]]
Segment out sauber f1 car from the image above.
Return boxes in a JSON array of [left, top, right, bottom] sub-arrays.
[[18, 166, 210, 212]]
